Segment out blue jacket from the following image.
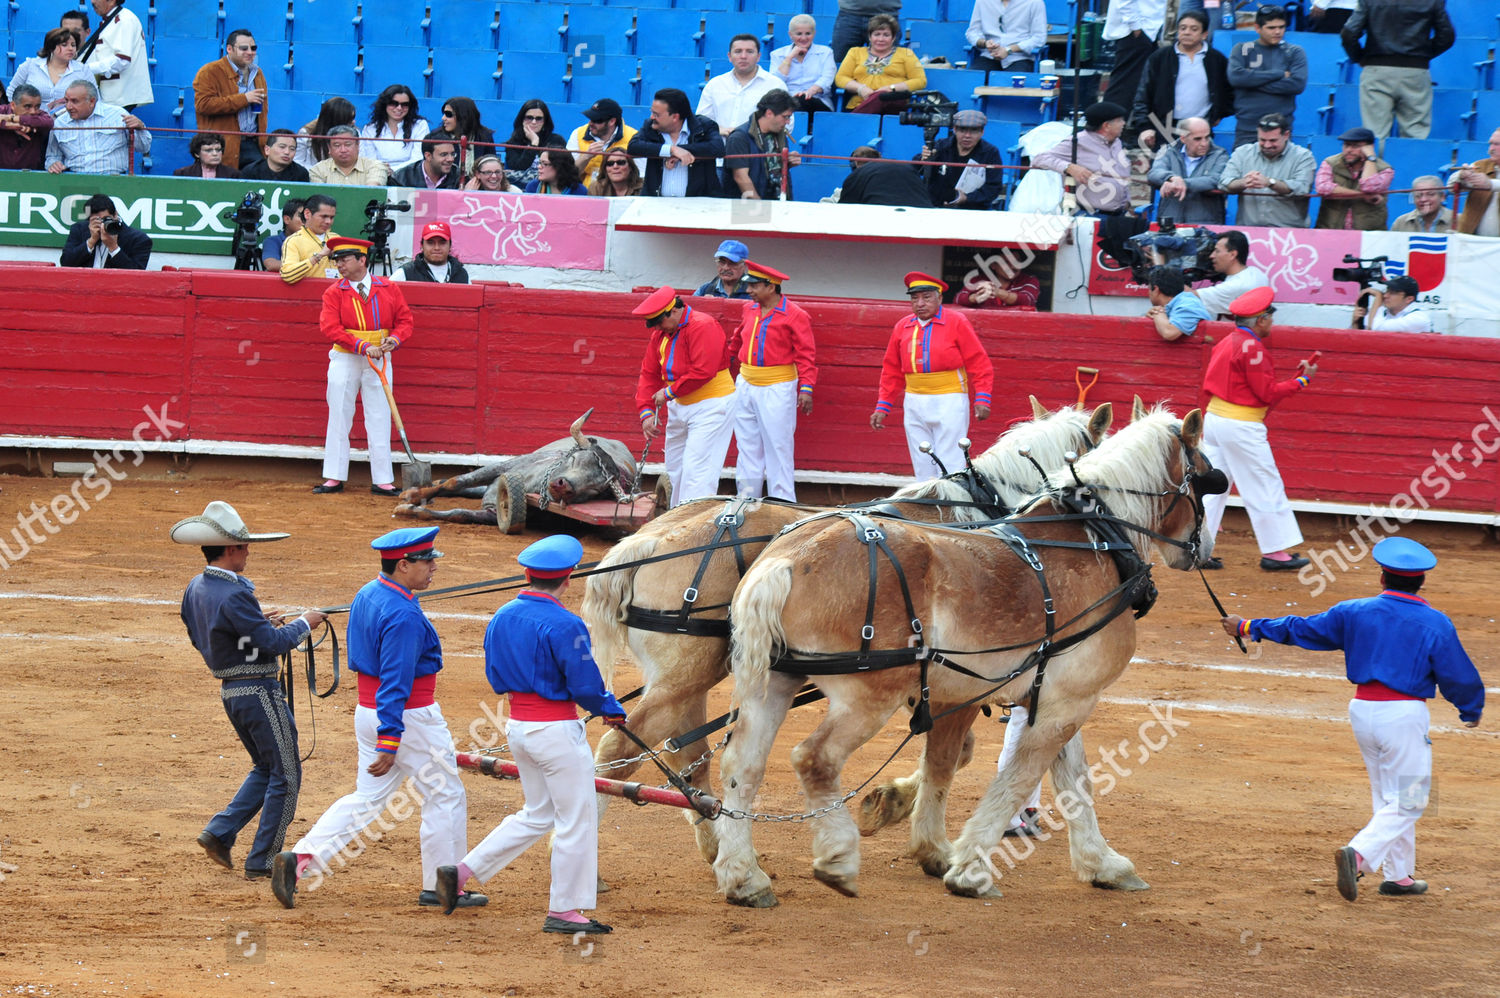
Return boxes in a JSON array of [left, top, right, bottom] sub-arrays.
[[181, 567, 311, 681], [348, 575, 445, 745], [1250, 591, 1485, 722], [484, 591, 624, 717]]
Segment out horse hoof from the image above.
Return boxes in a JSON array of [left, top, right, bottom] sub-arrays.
[[392, 503, 417, 516], [1093, 873, 1150, 892], [397, 489, 423, 504], [727, 887, 779, 908], [813, 868, 858, 897], [917, 855, 950, 879], [945, 880, 1003, 899], [856, 785, 911, 836]]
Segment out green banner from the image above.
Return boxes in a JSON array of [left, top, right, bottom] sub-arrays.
[[0, 172, 386, 255]]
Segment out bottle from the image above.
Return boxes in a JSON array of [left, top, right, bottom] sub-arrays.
[[1221, 2, 1235, 31]]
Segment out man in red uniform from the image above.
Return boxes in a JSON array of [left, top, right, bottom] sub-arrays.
[[1199, 285, 1318, 570], [728, 260, 816, 501], [314, 236, 415, 497], [633, 286, 736, 507], [869, 271, 993, 479]]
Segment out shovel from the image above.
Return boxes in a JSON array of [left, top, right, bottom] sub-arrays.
[[1074, 366, 1100, 408], [366, 354, 432, 490]]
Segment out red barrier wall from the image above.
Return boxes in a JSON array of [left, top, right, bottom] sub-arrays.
[[7, 270, 1500, 514]]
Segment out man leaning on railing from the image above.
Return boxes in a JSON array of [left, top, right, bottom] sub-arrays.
[[43, 79, 150, 175]]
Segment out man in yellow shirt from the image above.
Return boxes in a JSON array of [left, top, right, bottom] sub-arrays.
[[308, 125, 390, 187], [566, 98, 639, 187], [279, 195, 339, 285]]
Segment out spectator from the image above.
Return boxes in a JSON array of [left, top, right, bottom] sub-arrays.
[[395, 221, 469, 284], [1145, 264, 1213, 340], [1227, 6, 1307, 148], [1315, 126, 1394, 230], [1220, 113, 1315, 228], [82, 0, 151, 110], [391, 132, 460, 189], [699, 35, 789, 136], [1307, 0, 1358, 34], [360, 84, 428, 170], [192, 28, 266, 168], [723, 90, 801, 201], [503, 99, 566, 190], [965, 0, 1047, 72], [1454, 127, 1500, 236], [240, 129, 311, 183], [261, 197, 304, 274], [464, 155, 511, 192], [44, 80, 150, 175], [438, 96, 494, 174], [1193, 230, 1271, 317], [1341, 0, 1454, 142], [919, 108, 1005, 209], [831, 0, 901, 66], [696, 239, 753, 299], [309, 125, 390, 186], [627, 88, 725, 198], [771, 15, 838, 113], [955, 259, 1041, 309], [279, 194, 340, 285], [0, 84, 54, 171], [8, 27, 92, 111], [835, 14, 925, 113], [589, 149, 644, 197], [1390, 175, 1453, 233], [1352, 275, 1433, 333], [1100, 0, 1166, 129], [1147, 116, 1229, 223], [1032, 101, 1133, 216], [567, 97, 640, 188], [59, 192, 152, 269], [295, 96, 355, 171], [174, 132, 242, 179], [834, 146, 934, 206], [523, 148, 589, 196], [59, 10, 89, 42], [1130, 11, 1233, 152]]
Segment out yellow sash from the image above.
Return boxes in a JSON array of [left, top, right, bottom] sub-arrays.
[[1207, 397, 1268, 422], [675, 369, 735, 405], [904, 370, 966, 395], [739, 363, 797, 386], [334, 326, 388, 355]]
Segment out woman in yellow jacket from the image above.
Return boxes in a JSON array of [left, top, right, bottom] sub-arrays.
[[835, 14, 926, 113]]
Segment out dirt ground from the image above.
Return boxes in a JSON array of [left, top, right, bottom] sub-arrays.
[[1, 471, 1497, 998]]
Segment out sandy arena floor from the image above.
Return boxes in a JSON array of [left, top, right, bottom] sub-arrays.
[[0, 473, 1496, 998]]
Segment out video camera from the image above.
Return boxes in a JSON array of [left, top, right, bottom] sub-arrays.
[[899, 90, 961, 146], [1332, 254, 1388, 289], [220, 190, 264, 271], [361, 199, 411, 275], [1122, 220, 1221, 285]]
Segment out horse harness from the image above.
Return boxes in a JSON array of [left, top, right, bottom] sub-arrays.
[[624, 497, 770, 638]]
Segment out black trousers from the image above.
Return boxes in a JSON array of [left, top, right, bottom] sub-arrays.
[[1102, 30, 1158, 110]]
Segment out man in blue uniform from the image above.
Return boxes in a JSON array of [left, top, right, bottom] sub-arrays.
[[174, 501, 326, 881], [271, 527, 479, 909], [1222, 537, 1484, 901], [435, 535, 625, 935]]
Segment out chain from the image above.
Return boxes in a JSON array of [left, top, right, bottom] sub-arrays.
[[721, 789, 859, 823]]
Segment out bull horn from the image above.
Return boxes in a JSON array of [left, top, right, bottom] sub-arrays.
[[1029, 395, 1047, 419], [570, 407, 595, 448]]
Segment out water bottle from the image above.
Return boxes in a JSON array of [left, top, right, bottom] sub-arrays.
[[1221, 2, 1235, 31]]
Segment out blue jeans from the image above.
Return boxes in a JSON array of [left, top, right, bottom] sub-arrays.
[[831, 10, 870, 67], [204, 678, 301, 873]]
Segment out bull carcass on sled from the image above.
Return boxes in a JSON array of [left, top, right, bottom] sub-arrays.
[[394, 409, 649, 533]]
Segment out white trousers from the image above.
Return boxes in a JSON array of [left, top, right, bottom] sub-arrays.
[[733, 377, 798, 501], [1199, 411, 1303, 554], [903, 392, 969, 480], [462, 719, 599, 913], [995, 705, 1043, 827], [290, 703, 467, 891], [323, 350, 394, 485], [1347, 699, 1431, 882], [663, 393, 735, 507]]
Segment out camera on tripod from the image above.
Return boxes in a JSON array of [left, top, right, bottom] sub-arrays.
[[220, 190, 264, 270], [1332, 254, 1388, 289], [899, 90, 961, 146], [363, 199, 411, 238], [1121, 219, 1221, 285]]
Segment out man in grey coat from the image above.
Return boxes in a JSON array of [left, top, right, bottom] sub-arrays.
[[1227, 5, 1308, 148], [1220, 113, 1316, 228], [1148, 117, 1229, 224]]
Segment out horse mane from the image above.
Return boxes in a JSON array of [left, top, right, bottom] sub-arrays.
[[1048, 406, 1180, 554]]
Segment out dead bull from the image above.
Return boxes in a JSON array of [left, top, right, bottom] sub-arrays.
[[394, 409, 638, 533]]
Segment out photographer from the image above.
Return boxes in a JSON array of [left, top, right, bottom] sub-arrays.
[[1352, 275, 1433, 333], [59, 193, 151, 269], [261, 197, 304, 273], [918, 108, 1003, 210], [394, 221, 469, 284]]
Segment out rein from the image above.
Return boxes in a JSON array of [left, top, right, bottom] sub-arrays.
[[279, 620, 342, 762]]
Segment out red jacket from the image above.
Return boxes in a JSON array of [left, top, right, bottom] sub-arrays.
[[635, 306, 731, 418], [319, 278, 414, 355], [1201, 326, 1305, 409], [728, 295, 817, 392], [875, 307, 994, 413]]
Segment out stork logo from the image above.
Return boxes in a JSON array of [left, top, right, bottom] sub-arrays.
[[1383, 235, 1448, 292], [450, 195, 551, 261]]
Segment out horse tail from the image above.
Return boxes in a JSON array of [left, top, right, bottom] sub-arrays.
[[729, 555, 794, 702], [581, 531, 659, 689]]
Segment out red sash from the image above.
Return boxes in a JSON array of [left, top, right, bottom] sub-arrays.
[[357, 672, 437, 710], [508, 692, 578, 721], [1354, 680, 1422, 703]]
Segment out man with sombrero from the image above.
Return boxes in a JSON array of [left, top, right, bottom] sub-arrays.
[[1222, 536, 1484, 901], [870, 271, 993, 479], [728, 259, 816, 501], [272, 526, 478, 910], [632, 285, 737, 506], [313, 235, 415, 498], [174, 501, 326, 881], [436, 534, 626, 934]]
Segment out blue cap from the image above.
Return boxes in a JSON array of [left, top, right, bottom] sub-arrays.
[[519, 534, 583, 578], [714, 239, 748, 263], [1372, 537, 1436, 575], [371, 526, 443, 561]]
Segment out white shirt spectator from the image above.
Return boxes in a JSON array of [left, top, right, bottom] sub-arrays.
[[769, 42, 837, 95], [657, 124, 690, 198], [696, 68, 787, 134], [1194, 265, 1270, 318], [1174, 45, 1212, 121], [359, 118, 430, 169], [83, 4, 152, 108], [44, 100, 151, 174], [965, 0, 1049, 69], [1369, 302, 1434, 333], [1102, 0, 1165, 41], [8, 57, 93, 108]]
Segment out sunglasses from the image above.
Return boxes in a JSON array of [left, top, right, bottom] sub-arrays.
[[442, 108, 455, 115], [605, 159, 630, 166], [524, 114, 546, 121], [390, 100, 412, 108], [235, 44, 258, 51]]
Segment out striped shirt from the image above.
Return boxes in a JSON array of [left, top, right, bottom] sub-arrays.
[[44, 101, 151, 174]]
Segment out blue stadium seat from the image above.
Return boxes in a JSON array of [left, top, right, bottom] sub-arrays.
[[975, 92, 1057, 128], [287, 0, 362, 45], [432, 48, 503, 101], [1445, 5, 1499, 41], [498, 2, 567, 54], [285, 42, 361, 94], [633, 8, 706, 59], [1309, 84, 1352, 136], [11, 0, 67, 34], [922, 67, 988, 105], [1429, 37, 1496, 90], [906, 21, 971, 65], [1380, 137, 1456, 187], [358, 45, 433, 99], [150, 36, 214, 88], [429, 0, 499, 49], [497, 50, 569, 102], [266, 89, 326, 133], [561, 5, 639, 57], [152, 0, 210, 39], [699, 12, 750, 62], [1292, 31, 1346, 84], [806, 111, 882, 156], [638, 56, 711, 100], [1425, 87, 1476, 140]]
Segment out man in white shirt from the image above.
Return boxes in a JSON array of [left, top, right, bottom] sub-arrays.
[[1101, 0, 1166, 123], [698, 34, 788, 136], [965, 0, 1048, 72], [44, 79, 150, 174], [1353, 276, 1434, 333], [1194, 230, 1271, 318], [81, 0, 152, 110]]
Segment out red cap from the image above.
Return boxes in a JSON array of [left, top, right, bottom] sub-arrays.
[[904, 271, 948, 293], [742, 259, 789, 284], [1229, 285, 1275, 318], [420, 221, 452, 242], [632, 286, 679, 319], [327, 236, 374, 258]]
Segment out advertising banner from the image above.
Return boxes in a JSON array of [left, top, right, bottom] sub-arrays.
[[408, 189, 610, 271]]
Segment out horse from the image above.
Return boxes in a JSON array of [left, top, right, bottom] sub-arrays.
[[581, 400, 1114, 869], [716, 405, 1224, 907]]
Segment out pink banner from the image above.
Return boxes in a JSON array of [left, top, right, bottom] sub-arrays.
[[410, 189, 609, 271]]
